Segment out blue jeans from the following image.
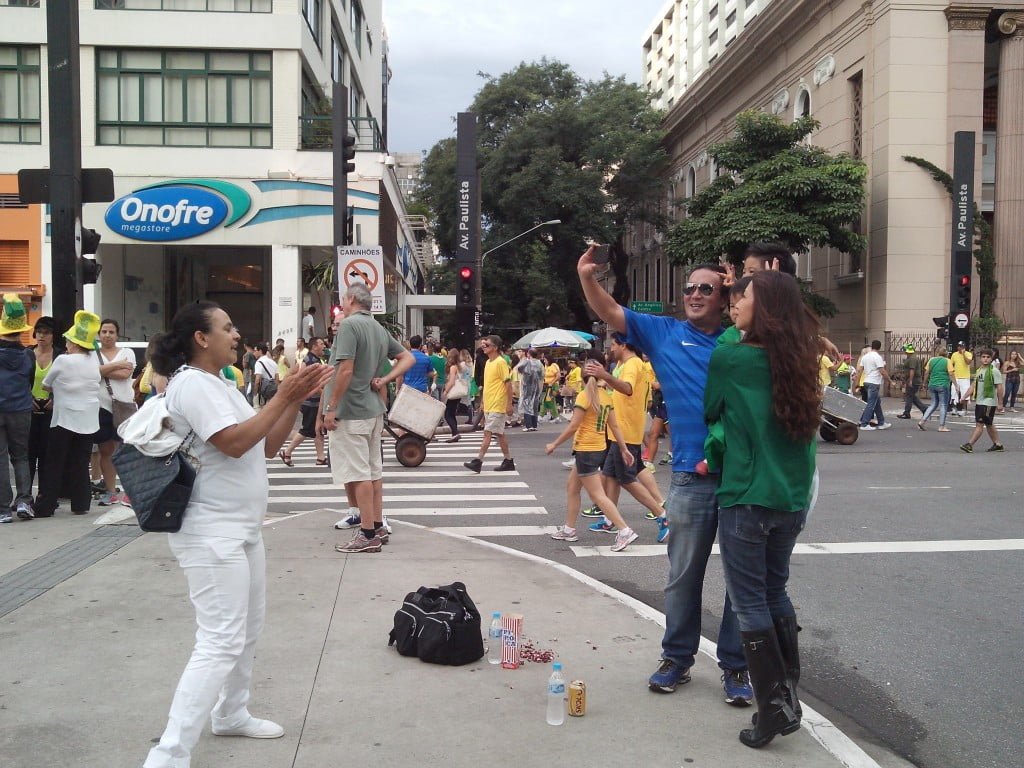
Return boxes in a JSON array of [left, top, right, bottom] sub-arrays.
[[661, 472, 745, 671], [921, 385, 948, 426], [718, 505, 807, 632], [859, 382, 884, 427]]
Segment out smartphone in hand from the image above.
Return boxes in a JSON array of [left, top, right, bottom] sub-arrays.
[[592, 244, 611, 265]]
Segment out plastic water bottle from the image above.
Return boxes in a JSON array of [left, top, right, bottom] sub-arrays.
[[487, 612, 502, 665], [546, 662, 566, 725]]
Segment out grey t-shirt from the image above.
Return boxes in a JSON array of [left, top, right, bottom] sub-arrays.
[[323, 310, 405, 420]]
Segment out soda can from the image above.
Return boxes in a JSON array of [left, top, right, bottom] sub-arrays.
[[568, 680, 586, 717]]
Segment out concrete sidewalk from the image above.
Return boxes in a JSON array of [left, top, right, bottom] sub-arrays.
[[0, 510, 874, 768]]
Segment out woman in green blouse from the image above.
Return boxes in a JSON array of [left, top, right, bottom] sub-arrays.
[[704, 271, 820, 749]]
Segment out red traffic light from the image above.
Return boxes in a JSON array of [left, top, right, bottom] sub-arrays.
[[959, 275, 970, 286], [459, 267, 473, 280]]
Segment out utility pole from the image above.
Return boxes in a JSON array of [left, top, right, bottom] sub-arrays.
[[333, 82, 352, 249]]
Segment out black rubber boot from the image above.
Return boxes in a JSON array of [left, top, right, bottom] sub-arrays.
[[774, 615, 802, 720], [739, 628, 800, 749]]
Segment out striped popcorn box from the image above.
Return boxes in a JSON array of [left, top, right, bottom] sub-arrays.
[[500, 613, 523, 669]]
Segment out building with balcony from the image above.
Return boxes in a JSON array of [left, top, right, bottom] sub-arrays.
[[635, 0, 1024, 345], [0, 0, 431, 348]]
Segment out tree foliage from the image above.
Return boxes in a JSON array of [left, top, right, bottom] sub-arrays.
[[664, 110, 867, 268], [417, 59, 668, 332], [902, 155, 998, 319]]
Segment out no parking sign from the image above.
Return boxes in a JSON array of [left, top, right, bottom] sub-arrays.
[[337, 245, 386, 314]]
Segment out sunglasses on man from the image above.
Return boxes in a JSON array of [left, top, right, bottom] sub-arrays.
[[683, 282, 716, 297]]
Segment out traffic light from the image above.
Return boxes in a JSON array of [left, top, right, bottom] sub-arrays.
[[932, 315, 949, 340], [79, 227, 102, 284], [457, 264, 475, 306], [342, 134, 356, 175], [955, 274, 970, 311]]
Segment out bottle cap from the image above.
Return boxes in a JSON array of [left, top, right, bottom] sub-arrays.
[[492, 611, 501, 618], [553, 662, 562, 671]]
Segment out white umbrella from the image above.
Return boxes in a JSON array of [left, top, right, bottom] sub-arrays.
[[511, 327, 591, 350]]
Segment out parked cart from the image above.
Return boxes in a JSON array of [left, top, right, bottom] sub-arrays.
[[384, 385, 446, 467], [820, 387, 862, 445]]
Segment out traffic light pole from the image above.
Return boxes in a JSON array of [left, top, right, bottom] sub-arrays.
[[46, 0, 85, 342], [454, 112, 480, 349], [332, 83, 349, 249], [948, 131, 975, 348]]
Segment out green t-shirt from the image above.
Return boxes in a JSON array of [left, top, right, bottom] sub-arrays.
[[972, 364, 1003, 407], [716, 325, 742, 347], [704, 343, 816, 512], [925, 356, 951, 389], [323, 311, 406, 420], [430, 353, 447, 387]]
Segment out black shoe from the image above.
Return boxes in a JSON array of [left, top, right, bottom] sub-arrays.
[[738, 628, 800, 749], [493, 458, 516, 471], [463, 458, 482, 473], [896, 414, 911, 419]]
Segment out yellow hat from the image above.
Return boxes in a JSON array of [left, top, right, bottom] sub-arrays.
[[0, 293, 32, 335], [63, 310, 101, 350]]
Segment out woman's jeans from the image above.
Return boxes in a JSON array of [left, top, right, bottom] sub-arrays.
[[921, 385, 949, 426], [144, 534, 266, 768], [718, 505, 808, 632], [443, 398, 460, 435], [1004, 378, 1020, 408], [661, 472, 745, 671]]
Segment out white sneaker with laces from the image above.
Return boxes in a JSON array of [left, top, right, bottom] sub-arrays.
[[876, 422, 892, 430], [212, 717, 284, 739], [611, 527, 639, 552], [335, 512, 361, 530], [550, 525, 579, 542], [561, 458, 574, 469], [381, 516, 392, 535]]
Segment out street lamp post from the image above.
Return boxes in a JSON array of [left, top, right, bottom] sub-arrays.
[[478, 219, 561, 307]]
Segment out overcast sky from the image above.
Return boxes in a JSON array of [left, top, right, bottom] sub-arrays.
[[383, 0, 666, 154]]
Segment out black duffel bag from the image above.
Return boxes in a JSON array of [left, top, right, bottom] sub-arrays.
[[388, 581, 485, 666]]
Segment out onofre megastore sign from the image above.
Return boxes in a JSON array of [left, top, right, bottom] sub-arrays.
[[102, 178, 379, 244]]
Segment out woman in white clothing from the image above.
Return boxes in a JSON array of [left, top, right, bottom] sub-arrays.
[[34, 311, 102, 518], [143, 301, 332, 768], [95, 318, 136, 505]]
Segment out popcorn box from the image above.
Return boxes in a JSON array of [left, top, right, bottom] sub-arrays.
[[500, 613, 523, 669]]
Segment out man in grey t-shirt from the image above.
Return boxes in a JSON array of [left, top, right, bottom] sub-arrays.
[[322, 283, 413, 553]]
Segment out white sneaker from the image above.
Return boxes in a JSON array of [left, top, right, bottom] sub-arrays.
[[334, 513, 361, 530], [611, 527, 639, 552], [561, 459, 574, 469], [876, 423, 892, 430], [381, 517, 392, 535], [212, 717, 284, 739], [550, 525, 579, 542], [0, 512, 12, 524], [860, 425, 876, 431]]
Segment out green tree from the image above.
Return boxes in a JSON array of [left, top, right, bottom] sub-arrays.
[[664, 110, 867, 285], [417, 59, 668, 329]]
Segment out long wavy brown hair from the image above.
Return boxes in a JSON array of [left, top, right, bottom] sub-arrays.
[[742, 271, 822, 442]]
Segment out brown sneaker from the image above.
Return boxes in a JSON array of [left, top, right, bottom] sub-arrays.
[[336, 531, 382, 553], [376, 526, 390, 544]]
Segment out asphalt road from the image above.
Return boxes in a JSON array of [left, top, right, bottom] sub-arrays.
[[273, 403, 1023, 768], [425, 410, 1023, 768]]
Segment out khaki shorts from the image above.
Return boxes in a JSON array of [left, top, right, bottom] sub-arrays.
[[329, 415, 384, 483], [483, 411, 507, 435]]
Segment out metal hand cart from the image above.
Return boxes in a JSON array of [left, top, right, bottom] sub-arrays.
[[820, 387, 862, 445], [384, 385, 446, 467]]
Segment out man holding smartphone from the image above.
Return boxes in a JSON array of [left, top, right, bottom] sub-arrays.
[[577, 245, 751, 707]]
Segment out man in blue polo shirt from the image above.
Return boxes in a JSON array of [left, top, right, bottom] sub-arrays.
[[577, 245, 750, 707], [403, 335, 434, 393]]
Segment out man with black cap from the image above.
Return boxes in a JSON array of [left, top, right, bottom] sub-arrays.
[[950, 341, 974, 417], [897, 343, 927, 419]]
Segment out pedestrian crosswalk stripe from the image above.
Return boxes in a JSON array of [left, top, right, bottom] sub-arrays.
[[387, 507, 548, 516], [384, 494, 535, 502], [382, 461, 492, 468], [433, 525, 559, 536], [270, 482, 527, 491], [266, 470, 519, 479], [568, 538, 1024, 557], [570, 544, 666, 557]]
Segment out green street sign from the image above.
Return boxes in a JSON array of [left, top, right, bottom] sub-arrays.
[[630, 301, 664, 313]]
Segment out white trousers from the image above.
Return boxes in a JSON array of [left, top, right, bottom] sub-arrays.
[[144, 534, 267, 768]]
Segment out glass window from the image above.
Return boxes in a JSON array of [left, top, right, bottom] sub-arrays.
[[303, 0, 321, 47], [0, 45, 41, 143], [94, 0, 270, 11], [96, 48, 272, 147], [350, 0, 363, 54], [331, 28, 345, 83]]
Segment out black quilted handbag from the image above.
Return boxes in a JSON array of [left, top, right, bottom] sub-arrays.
[[112, 432, 197, 533]]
